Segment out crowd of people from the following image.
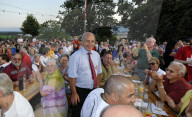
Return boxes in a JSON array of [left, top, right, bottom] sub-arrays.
[[0, 32, 192, 117]]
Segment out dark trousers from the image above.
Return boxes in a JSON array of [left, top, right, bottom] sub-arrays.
[[71, 87, 92, 117]]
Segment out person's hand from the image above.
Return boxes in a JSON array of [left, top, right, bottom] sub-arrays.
[[71, 93, 80, 105], [185, 98, 192, 117], [151, 71, 163, 82], [145, 69, 152, 77], [166, 96, 176, 109], [178, 40, 184, 47], [111, 60, 116, 67], [143, 44, 148, 51]]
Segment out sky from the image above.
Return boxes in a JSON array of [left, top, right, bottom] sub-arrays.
[[0, 0, 121, 31], [0, 0, 64, 31]]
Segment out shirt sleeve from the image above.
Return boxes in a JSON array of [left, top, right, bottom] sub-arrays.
[[81, 95, 96, 117], [151, 50, 159, 58], [2, 67, 11, 79], [97, 55, 102, 74], [68, 54, 79, 78], [181, 90, 192, 103], [174, 47, 183, 60]]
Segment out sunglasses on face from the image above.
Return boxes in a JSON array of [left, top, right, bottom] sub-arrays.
[[13, 58, 22, 61], [165, 68, 175, 73], [149, 62, 155, 65]]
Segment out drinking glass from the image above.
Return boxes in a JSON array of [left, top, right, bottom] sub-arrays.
[[156, 101, 164, 111]]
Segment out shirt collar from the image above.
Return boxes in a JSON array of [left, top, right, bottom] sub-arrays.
[[34, 62, 39, 65], [81, 47, 93, 55]]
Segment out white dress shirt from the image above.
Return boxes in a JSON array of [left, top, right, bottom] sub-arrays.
[[68, 47, 102, 89], [81, 88, 104, 117]]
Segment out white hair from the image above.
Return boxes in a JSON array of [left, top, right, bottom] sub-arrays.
[[171, 61, 186, 76], [147, 37, 156, 43], [0, 73, 13, 96], [20, 47, 28, 54], [46, 59, 58, 69]]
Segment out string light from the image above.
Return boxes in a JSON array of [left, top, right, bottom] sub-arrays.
[[0, 2, 57, 17], [0, 9, 56, 17]]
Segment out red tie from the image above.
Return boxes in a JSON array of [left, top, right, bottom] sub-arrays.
[[88, 53, 97, 88]]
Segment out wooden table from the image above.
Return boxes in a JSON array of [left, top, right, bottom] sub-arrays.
[[14, 80, 40, 100], [126, 74, 177, 117], [149, 92, 177, 117]]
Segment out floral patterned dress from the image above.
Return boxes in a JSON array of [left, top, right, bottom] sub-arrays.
[[41, 70, 68, 117]]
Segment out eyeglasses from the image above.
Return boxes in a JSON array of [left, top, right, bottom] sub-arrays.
[[13, 58, 22, 61], [165, 68, 175, 73], [149, 62, 155, 65], [61, 59, 68, 61]]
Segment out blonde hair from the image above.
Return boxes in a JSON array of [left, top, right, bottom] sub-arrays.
[[149, 57, 160, 65]]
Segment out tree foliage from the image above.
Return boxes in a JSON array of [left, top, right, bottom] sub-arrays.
[[20, 14, 40, 37], [58, 0, 192, 43], [38, 20, 70, 41], [118, 0, 163, 41], [156, 0, 192, 42], [59, 0, 117, 42]]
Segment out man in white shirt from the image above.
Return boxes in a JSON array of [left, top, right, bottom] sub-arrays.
[[63, 42, 70, 55], [81, 75, 136, 117], [0, 73, 34, 117], [68, 32, 102, 117]]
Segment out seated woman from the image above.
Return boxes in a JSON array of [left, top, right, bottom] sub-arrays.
[[123, 54, 136, 71], [32, 54, 42, 72], [34, 59, 68, 117], [144, 57, 166, 88], [40, 47, 50, 71], [59, 54, 70, 93], [116, 44, 124, 60], [166, 89, 192, 117]]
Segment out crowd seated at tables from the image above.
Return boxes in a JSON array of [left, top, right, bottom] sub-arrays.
[[0, 34, 192, 117]]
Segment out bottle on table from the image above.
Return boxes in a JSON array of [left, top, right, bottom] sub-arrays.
[[145, 102, 153, 117], [23, 75, 27, 90], [139, 81, 144, 99], [135, 87, 139, 99], [143, 87, 149, 102], [19, 76, 23, 90]]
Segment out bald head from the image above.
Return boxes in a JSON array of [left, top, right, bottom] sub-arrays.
[[82, 32, 95, 41], [81, 32, 95, 52], [101, 105, 143, 117], [104, 75, 134, 95]]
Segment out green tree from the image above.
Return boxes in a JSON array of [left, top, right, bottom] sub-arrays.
[[59, 0, 117, 42], [156, 0, 192, 41], [118, 0, 163, 41], [38, 20, 70, 41], [20, 14, 40, 37]]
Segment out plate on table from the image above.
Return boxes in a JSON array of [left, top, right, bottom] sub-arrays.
[[124, 74, 131, 77], [132, 80, 141, 83]]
